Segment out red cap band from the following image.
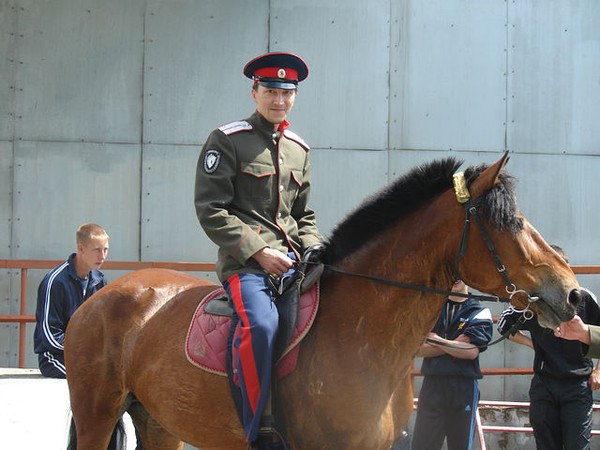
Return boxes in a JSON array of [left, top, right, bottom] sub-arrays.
[[253, 67, 299, 81]]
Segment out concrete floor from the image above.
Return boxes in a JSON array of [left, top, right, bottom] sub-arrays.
[[0, 368, 140, 450]]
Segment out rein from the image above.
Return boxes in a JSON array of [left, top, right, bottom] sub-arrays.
[[323, 264, 508, 303]]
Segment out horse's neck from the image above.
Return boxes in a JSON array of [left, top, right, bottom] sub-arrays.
[[340, 201, 458, 298], [322, 204, 458, 371]]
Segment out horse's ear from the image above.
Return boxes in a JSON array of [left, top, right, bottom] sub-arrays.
[[470, 151, 510, 199]]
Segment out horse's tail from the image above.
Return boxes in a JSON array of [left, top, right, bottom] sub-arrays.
[[66, 416, 128, 450]]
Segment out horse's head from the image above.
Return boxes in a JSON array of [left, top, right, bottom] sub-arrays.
[[323, 151, 580, 329], [458, 152, 580, 329]]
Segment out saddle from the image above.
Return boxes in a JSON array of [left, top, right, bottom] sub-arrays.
[[185, 258, 324, 378], [206, 255, 323, 352]]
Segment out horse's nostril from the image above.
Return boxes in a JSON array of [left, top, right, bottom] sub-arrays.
[[568, 289, 582, 307]]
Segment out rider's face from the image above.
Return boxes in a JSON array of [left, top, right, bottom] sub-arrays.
[[251, 85, 296, 126]]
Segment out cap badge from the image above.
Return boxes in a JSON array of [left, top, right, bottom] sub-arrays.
[[277, 68, 286, 79]]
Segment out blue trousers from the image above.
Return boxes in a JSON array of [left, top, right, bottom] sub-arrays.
[[224, 273, 279, 442]]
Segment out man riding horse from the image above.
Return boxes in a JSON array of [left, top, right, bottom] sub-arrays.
[[194, 51, 324, 449]]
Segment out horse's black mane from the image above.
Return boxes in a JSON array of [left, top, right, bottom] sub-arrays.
[[323, 156, 522, 264]]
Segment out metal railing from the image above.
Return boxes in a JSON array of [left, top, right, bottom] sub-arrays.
[[475, 401, 600, 449], [1, 259, 598, 367], [0, 259, 216, 367], [411, 398, 600, 449]]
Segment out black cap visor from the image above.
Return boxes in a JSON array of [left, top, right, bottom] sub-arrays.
[[256, 77, 298, 90]]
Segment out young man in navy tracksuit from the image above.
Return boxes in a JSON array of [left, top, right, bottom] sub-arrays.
[[411, 280, 493, 450], [33, 223, 109, 378]]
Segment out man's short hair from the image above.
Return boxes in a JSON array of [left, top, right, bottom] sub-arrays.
[[76, 223, 109, 245]]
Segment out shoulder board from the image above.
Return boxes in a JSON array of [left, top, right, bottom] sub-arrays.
[[218, 120, 253, 136], [283, 130, 310, 150]]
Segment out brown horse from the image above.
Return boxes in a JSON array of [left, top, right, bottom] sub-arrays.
[[65, 152, 580, 449]]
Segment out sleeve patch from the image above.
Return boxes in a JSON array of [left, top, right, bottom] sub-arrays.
[[203, 149, 222, 173], [219, 120, 253, 135]]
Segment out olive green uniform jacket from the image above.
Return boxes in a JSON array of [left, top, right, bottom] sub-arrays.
[[195, 112, 323, 282], [587, 325, 600, 358]]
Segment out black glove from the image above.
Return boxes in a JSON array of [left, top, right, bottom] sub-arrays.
[[302, 243, 327, 264]]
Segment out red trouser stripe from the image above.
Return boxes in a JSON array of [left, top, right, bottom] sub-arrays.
[[228, 274, 261, 413]]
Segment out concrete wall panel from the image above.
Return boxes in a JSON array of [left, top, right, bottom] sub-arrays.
[[271, 0, 390, 150], [12, 141, 141, 260], [389, 149, 504, 180], [141, 143, 219, 283], [143, 0, 269, 146], [0, 142, 12, 257], [0, 0, 16, 141], [310, 149, 390, 237], [507, 1, 600, 154], [0, 141, 13, 367], [14, 0, 145, 142], [390, 0, 507, 151], [506, 153, 600, 264]]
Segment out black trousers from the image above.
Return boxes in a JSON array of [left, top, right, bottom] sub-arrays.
[[529, 374, 592, 450], [411, 376, 480, 450]]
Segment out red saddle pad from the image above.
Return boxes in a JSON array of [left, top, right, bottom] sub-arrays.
[[185, 283, 319, 379]]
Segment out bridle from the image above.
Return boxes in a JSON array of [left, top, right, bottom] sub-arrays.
[[317, 171, 539, 348], [451, 172, 539, 309]]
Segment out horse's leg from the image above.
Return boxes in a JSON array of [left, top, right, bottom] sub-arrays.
[[127, 400, 184, 450], [68, 363, 130, 448], [71, 418, 121, 449], [391, 373, 414, 443]]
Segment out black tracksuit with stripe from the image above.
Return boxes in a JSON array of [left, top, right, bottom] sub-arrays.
[[498, 289, 600, 450]]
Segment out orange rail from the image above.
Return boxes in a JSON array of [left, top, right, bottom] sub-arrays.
[[0, 259, 216, 367]]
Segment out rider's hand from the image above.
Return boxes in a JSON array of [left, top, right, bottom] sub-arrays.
[[252, 248, 294, 278]]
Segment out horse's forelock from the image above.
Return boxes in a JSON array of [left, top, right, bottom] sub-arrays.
[[464, 164, 523, 234]]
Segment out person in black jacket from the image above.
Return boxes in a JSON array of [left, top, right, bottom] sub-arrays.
[[498, 245, 600, 450], [33, 223, 109, 378], [411, 280, 493, 450]]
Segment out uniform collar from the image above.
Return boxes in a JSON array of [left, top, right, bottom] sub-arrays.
[[249, 112, 290, 133]]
